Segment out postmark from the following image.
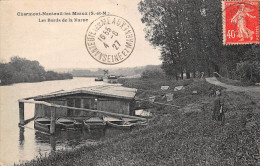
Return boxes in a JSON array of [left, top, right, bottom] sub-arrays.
[[222, 1, 260, 45], [85, 15, 136, 65]]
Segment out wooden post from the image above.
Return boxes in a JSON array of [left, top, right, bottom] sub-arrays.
[[19, 102, 24, 126], [80, 99, 84, 108], [80, 99, 84, 116], [50, 135, 56, 151], [50, 107, 56, 134], [73, 99, 76, 116], [19, 127, 25, 143]]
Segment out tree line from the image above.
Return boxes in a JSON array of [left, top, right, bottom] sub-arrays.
[[71, 65, 162, 77], [138, 0, 260, 83], [0, 56, 73, 85]]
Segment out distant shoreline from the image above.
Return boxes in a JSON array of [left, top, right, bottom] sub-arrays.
[[0, 56, 73, 86], [0, 77, 73, 86]]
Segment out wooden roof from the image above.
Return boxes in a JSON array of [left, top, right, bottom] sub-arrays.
[[25, 85, 137, 100]]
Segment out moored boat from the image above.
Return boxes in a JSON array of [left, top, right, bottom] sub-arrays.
[[104, 116, 148, 129], [34, 117, 51, 133], [94, 77, 103, 81], [107, 75, 118, 79], [122, 117, 148, 126], [105, 120, 133, 129], [84, 117, 106, 131], [56, 117, 82, 130], [103, 75, 118, 84]]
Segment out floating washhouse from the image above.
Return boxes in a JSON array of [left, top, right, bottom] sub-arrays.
[[24, 85, 137, 118]]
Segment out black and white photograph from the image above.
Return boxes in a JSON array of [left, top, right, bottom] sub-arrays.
[[0, 0, 260, 165]]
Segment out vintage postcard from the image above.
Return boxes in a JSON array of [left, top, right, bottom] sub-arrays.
[[1, 0, 260, 166]]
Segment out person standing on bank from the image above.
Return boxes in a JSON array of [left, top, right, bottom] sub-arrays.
[[212, 89, 225, 124]]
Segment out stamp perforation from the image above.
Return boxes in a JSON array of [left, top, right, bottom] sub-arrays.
[[222, 0, 260, 45]]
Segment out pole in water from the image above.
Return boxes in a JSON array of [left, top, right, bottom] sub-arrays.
[[19, 102, 25, 126], [50, 107, 56, 134]]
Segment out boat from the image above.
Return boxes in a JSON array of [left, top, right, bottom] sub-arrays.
[[105, 120, 133, 129], [56, 117, 82, 130], [95, 77, 103, 81], [34, 117, 51, 133], [108, 75, 118, 84], [103, 75, 118, 84], [84, 117, 106, 131], [103, 116, 147, 129], [107, 75, 118, 79], [122, 117, 140, 123], [122, 118, 148, 126]]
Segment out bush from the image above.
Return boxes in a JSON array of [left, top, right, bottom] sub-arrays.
[[0, 56, 73, 85], [141, 69, 165, 80], [235, 61, 260, 83]]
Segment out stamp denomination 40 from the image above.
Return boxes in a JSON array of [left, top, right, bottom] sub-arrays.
[[85, 15, 136, 65], [222, 1, 260, 45]]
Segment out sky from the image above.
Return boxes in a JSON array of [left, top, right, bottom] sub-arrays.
[[0, 0, 161, 70]]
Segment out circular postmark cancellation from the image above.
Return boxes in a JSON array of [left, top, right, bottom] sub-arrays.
[[85, 15, 136, 65]]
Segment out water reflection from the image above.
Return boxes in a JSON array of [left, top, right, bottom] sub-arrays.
[[15, 122, 132, 166], [31, 127, 128, 153], [34, 132, 57, 151]]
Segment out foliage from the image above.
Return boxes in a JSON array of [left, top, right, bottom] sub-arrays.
[[45, 71, 73, 81], [235, 61, 260, 83], [0, 56, 73, 85], [138, 0, 260, 81], [71, 65, 162, 77], [217, 77, 255, 87], [141, 69, 165, 80]]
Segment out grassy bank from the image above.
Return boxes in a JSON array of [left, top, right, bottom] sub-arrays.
[[18, 78, 260, 166]]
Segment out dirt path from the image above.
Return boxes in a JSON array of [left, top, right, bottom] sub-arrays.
[[205, 77, 260, 99]]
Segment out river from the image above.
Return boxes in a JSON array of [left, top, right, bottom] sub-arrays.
[[0, 77, 128, 165]]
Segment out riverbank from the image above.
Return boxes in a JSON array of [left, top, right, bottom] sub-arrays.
[[18, 77, 260, 166], [0, 56, 73, 85]]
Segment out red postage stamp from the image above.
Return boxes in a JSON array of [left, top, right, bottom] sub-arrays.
[[222, 1, 260, 45]]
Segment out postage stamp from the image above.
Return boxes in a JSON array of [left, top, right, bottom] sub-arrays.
[[85, 15, 136, 65], [222, 1, 260, 45]]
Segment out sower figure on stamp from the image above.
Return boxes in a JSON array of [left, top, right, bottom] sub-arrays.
[[212, 89, 225, 124], [231, 4, 256, 41]]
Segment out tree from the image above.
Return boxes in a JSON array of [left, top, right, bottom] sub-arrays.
[[0, 56, 73, 85], [139, 0, 189, 79], [138, 0, 260, 81]]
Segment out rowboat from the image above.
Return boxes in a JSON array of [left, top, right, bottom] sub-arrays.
[[84, 117, 106, 131], [122, 117, 140, 123], [122, 117, 148, 126], [105, 120, 133, 129], [103, 116, 147, 130], [56, 117, 82, 130], [34, 117, 51, 133]]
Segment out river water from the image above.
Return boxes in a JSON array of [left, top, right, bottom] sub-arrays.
[[0, 77, 129, 165]]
